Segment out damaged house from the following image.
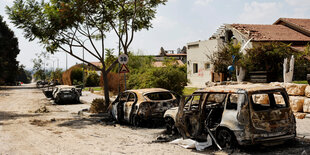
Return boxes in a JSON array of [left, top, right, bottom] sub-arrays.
[[187, 18, 310, 88]]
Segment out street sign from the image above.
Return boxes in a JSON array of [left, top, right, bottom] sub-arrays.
[[119, 64, 130, 73], [118, 54, 129, 64]]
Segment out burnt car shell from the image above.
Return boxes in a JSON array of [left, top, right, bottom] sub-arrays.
[[53, 85, 80, 104], [110, 88, 178, 126], [174, 84, 296, 147]]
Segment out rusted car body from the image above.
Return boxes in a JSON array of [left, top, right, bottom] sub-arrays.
[[171, 84, 296, 148], [52, 85, 80, 104], [110, 88, 178, 126]]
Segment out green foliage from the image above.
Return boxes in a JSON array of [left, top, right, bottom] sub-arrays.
[[208, 42, 241, 73], [85, 72, 100, 87], [240, 43, 299, 81], [127, 56, 187, 95], [71, 67, 83, 85], [0, 15, 20, 85], [104, 48, 117, 72], [50, 68, 63, 81], [34, 69, 45, 80], [16, 65, 32, 83], [183, 87, 198, 95]]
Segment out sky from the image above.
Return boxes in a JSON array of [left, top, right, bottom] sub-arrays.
[[1, 0, 310, 70]]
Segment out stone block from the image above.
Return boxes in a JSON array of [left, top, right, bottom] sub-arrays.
[[289, 96, 305, 112], [303, 98, 310, 113], [305, 85, 310, 98], [284, 83, 308, 96]]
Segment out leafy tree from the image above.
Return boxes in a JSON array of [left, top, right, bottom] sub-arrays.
[[16, 65, 32, 83], [0, 15, 20, 85], [51, 68, 63, 82], [71, 67, 83, 85], [7, 0, 166, 105], [241, 42, 298, 81], [85, 72, 100, 87], [32, 52, 50, 80], [208, 42, 241, 74]]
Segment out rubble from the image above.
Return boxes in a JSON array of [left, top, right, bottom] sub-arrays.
[[34, 106, 49, 113]]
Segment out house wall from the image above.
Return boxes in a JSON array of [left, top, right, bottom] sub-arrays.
[[187, 40, 219, 88]]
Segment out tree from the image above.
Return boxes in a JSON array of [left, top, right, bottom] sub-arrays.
[[16, 65, 32, 83], [0, 15, 20, 85], [7, 0, 166, 105], [32, 52, 50, 80]]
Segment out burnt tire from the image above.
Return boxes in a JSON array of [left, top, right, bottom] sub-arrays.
[[165, 117, 177, 135], [132, 115, 141, 127], [216, 128, 236, 149]]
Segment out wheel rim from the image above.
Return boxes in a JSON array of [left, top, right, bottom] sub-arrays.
[[217, 129, 232, 148]]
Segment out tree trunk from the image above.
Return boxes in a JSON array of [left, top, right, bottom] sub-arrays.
[[101, 69, 110, 107]]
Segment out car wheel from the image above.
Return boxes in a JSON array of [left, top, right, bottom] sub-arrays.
[[165, 117, 177, 135], [132, 115, 140, 127], [216, 128, 236, 149]]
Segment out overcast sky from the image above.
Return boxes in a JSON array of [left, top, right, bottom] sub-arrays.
[[1, 0, 310, 70]]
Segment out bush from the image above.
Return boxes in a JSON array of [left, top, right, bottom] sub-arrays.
[[71, 68, 83, 84], [85, 72, 100, 87], [128, 65, 187, 95], [89, 98, 108, 113]]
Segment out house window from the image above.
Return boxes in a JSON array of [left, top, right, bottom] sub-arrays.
[[193, 63, 198, 73], [205, 63, 210, 70]]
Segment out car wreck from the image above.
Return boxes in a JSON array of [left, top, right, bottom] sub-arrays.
[[110, 88, 178, 126], [49, 85, 81, 104], [167, 84, 296, 149]]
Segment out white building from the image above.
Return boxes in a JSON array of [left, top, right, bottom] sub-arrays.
[[187, 40, 219, 88]]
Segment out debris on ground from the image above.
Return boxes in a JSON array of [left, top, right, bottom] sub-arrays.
[[169, 136, 212, 151], [34, 106, 49, 113], [29, 119, 50, 126], [295, 112, 307, 119]]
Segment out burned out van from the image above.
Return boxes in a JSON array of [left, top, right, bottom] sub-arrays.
[[170, 84, 296, 148]]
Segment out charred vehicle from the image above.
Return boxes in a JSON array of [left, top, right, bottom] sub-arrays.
[[110, 88, 178, 126], [52, 85, 80, 104], [168, 84, 296, 148]]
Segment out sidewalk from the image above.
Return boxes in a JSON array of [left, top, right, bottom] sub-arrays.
[[80, 91, 116, 104], [80, 91, 104, 104]]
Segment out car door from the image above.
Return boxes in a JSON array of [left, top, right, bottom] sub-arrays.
[[123, 92, 137, 122], [249, 90, 293, 134], [176, 93, 205, 138]]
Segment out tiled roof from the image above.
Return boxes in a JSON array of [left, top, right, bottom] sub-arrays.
[[274, 18, 310, 35], [230, 24, 310, 41], [90, 62, 102, 67]]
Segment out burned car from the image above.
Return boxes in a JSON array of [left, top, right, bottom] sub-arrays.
[[110, 88, 178, 126], [52, 85, 80, 104], [167, 84, 296, 148]]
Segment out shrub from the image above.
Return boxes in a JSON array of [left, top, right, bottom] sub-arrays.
[[128, 65, 187, 95], [85, 72, 100, 87], [89, 98, 108, 113]]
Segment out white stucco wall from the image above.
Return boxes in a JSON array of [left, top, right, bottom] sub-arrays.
[[187, 40, 219, 88]]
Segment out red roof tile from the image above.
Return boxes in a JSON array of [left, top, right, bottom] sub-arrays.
[[230, 24, 310, 42], [274, 18, 310, 34]]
